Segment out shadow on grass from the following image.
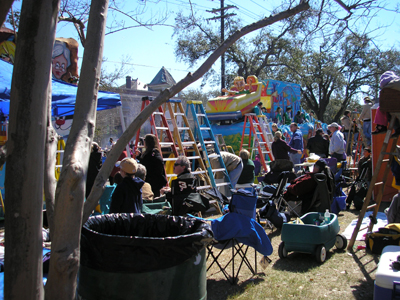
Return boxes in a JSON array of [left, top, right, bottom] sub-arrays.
[[348, 249, 379, 299], [272, 250, 335, 272], [207, 277, 265, 300]]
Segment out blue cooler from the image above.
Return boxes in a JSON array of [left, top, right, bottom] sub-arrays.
[[374, 245, 400, 299]]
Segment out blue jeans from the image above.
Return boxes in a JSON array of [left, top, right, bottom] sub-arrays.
[[230, 161, 244, 188], [363, 121, 371, 146], [289, 152, 302, 173]]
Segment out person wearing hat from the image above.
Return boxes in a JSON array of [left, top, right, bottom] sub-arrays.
[[283, 106, 292, 125], [358, 96, 373, 146], [306, 128, 329, 158], [358, 147, 372, 182], [328, 122, 346, 161], [110, 157, 144, 214]]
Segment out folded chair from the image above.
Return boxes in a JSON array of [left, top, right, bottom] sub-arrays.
[[270, 171, 302, 218], [207, 189, 273, 284]]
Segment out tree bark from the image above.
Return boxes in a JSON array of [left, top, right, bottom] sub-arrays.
[[4, 0, 60, 299], [45, 0, 109, 299], [82, 0, 310, 222], [43, 111, 59, 238], [0, 0, 14, 27]]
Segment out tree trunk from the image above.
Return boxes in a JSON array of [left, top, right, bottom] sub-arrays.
[[43, 112, 59, 238], [0, 0, 14, 27], [82, 0, 311, 222], [45, 1, 109, 299], [4, 0, 60, 299]]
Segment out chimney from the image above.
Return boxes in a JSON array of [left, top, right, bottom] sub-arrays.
[[126, 76, 131, 89]]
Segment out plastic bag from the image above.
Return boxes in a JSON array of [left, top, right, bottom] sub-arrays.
[[80, 214, 213, 273]]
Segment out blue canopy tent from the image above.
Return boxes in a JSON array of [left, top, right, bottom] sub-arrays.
[[0, 58, 121, 116]]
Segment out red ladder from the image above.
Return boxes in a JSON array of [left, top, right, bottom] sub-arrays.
[[240, 113, 273, 173], [134, 96, 179, 158]]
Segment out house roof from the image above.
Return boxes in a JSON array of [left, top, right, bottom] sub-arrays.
[[148, 66, 176, 89]]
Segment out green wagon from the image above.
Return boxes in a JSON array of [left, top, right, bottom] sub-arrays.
[[278, 212, 347, 263]]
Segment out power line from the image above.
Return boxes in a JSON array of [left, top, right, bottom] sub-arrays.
[[102, 59, 192, 73]]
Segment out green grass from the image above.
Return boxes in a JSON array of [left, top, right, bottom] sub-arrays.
[[207, 209, 379, 300]]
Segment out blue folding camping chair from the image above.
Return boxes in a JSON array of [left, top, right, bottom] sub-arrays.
[[207, 189, 273, 284]]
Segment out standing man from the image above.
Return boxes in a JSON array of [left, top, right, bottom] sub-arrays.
[[341, 110, 352, 143], [359, 97, 373, 146], [328, 122, 346, 161], [288, 123, 304, 172], [306, 129, 329, 158]]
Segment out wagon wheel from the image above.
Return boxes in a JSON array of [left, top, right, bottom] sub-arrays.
[[335, 234, 348, 250], [315, 245, 327, 263], [278, 242, 288, 259]]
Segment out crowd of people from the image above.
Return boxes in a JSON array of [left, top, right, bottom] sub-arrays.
[[87, 100, 380, 218]]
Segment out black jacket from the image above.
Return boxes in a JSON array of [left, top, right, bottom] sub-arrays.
[[110, 177, 145, 214], [307, 135, 329, 157], [137, 149, 167, 197]]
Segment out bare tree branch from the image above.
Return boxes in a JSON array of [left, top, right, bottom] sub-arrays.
[[82, 0, 311, 222]]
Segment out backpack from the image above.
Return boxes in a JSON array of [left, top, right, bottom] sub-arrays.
[[258, 200, 289, 228], [366, 223, 400, 254]]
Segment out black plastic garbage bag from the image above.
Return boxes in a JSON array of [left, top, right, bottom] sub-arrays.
[[80, 213, 213, 273]]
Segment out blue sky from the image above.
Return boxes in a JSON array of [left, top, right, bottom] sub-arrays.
[[10, 0, 400, 92]]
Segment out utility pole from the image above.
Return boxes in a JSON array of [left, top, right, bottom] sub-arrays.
[[207, 1, 237, 94]]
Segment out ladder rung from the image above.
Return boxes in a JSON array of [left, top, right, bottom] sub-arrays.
[[187, 156, 201, 160], [212, 168, 226, 172], [155, 126, 169, 130], [153, 112, 163, 115], [56, 150, 64, 153], [192, 170, 206, 175], [163, 157, 178, 161], [196, 185, 212, 190], [375, 182, 384, 186], [216, 182, 230, 187], [178, 127, 190, 130], [382, 152, 397, 156], [181, 141, 195, 146], [160, 142, 174, 146], [382, 159, 390, 163], [200, 127, 211, 130], [174, 112, 185, 116], [166, 173, 177, 177], [205, 141, 215, 144], [367, 204, 377, 210], [208, 154, 220, 158], [56, 165, 62, 168], [197, 114, 206, 117]]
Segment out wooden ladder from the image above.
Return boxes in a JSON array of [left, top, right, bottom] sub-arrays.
[[186, 101, 232, 192], [257, 115, 275, 160], [240, 113, 273, 173], [347, 112, 400, 250]]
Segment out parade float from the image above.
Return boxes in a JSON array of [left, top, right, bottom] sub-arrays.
[[205, 75, 322, 153]]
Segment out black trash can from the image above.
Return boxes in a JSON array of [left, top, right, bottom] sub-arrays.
[[77, 213, 213, 300]]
